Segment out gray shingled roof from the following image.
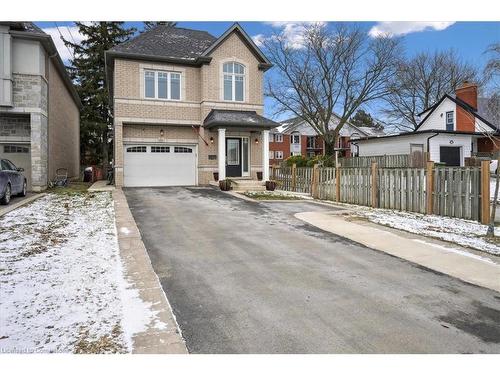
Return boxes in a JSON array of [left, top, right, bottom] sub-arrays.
[[109, 25, 217, 60], [203, 109, 279, 130]]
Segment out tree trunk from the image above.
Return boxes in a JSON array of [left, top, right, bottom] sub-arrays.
[[324, 140, 336, 156], [487, 155, 500, 237]]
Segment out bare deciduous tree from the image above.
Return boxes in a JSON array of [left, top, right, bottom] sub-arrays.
[[263, 23, 401, 155], [383, 50, 479, 131]]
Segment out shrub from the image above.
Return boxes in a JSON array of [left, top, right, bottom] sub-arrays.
[[285, 155, 309, 167]]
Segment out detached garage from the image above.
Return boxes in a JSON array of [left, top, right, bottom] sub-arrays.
[[123, 144, 197, 187]]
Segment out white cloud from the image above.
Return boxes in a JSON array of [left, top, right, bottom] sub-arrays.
[[368, 21, 455, 38], [42, 25, 85, 62], [267, 21, 326, 49], [252, 33, 266, 47]]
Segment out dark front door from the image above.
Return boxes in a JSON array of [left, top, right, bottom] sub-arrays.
[[440, 146, 461, 166], [226, 138, 242, 177]]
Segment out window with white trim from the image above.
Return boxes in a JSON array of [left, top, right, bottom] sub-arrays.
[[174, 146, 193, 153], [151, 146, 170, 153], [274, 134, 283, 143], [291, 134, 300, 144], [306, 136, 316, 149], [446, 111, 454, 131], [144, 70, 181, 100], [126, 146, 147, 153], [223, 62, 245, 102], [269, 151, 275, 159], [275, 151, 284, 159]]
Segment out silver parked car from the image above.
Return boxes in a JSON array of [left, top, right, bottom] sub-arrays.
[[0, 159, 27, 205]]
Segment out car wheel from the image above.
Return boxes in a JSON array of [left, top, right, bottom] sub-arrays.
[[19, 180, 27, 197], [0, 184, 11, 205]]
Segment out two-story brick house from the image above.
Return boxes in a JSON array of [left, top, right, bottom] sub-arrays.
[[0, 22, 81, 191], [106, 23, 279, 187]]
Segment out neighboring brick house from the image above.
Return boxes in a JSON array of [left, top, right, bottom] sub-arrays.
[[106, 23, 279, 187], [355, 83, 499, 166], [269, 116, 375, 165], [0, 22, 81, 191]]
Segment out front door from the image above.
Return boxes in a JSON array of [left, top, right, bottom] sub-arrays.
[[226, 138, 242, 177], [440, 146, 461, 166]]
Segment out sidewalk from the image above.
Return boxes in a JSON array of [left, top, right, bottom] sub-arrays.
[[113, 189, 187, 353], [296, 210, 500, 292]]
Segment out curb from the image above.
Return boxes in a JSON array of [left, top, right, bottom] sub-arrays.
[[0, 193, 46, 217], [113, 189, 188, 354]]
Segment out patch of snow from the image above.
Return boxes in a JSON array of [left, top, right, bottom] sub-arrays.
[[412, 239, 496, 264], [351, 207, 500, 256], [0, 193, 160, 353], [119, 227, 131, 235]]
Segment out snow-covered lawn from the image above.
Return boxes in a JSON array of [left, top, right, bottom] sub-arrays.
[[0, 192, 158, 353], [350, 207, 500, 256]]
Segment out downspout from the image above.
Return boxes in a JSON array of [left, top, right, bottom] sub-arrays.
[[426, 132, 439, 162]]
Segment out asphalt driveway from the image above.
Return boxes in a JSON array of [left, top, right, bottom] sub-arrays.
[[124, 187, 500, 353]]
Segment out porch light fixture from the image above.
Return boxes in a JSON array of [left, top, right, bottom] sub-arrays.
[[160, 129, 164, 137], [255, 138, 259, 144], [210, 136, 214, 144]]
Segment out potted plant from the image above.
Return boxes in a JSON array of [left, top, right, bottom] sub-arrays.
[[256, 171, 263, 181], [219, 178, 233, 191], [213, 172, 219, 181], [265, 180, 277, 191]]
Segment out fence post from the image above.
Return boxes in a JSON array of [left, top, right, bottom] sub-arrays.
[[371, 161, 378, 208], [291, 163, 297, 191], [481, 160, 490, 224], [426, 161, 434, 214], [335, 164, 341, 202], [272, 165, 276, 180], [311, 164, 319, 198]]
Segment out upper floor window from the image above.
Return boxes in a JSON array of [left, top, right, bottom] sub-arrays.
[[306, 136, 316, 149], [291, 134, 300, 144], [274, 134, 283, 143], [446, 111, 454, 131], [144, 70, 181, 100], [223, 62, 245, 102]]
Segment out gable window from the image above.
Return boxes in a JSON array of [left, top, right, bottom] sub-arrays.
[[446, 111, 454, 131], [223, 62, 245, 102], [274, 134, 283, 143], [144, 70, 181, 100]]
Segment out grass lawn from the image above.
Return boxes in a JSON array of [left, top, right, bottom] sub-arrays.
[[48, 181, 92, 195], [243, 191, 304, 200]]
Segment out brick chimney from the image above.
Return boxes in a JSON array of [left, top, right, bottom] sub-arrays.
[[455, 81, 478, 110], [455, 81, 478, 132]]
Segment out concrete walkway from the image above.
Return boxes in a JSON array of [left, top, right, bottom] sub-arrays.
[[296, 210, 500, 292], [0, 193, 45, 217], [113, 189, 187, 353]]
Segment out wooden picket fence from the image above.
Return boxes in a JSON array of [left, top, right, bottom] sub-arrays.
[[270, 161, 490, 223], [339, 154, 410, 168]]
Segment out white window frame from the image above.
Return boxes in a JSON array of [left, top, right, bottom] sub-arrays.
[[306, 136, 316, 149], [446, 111, 454, 131], [222, 62, 245, 102], [291, 134, 300, 144], [274, 134, 283, 143], [269, 151, 275, 159], [144, 69, 182, 101], [275, 151, 284, 160]]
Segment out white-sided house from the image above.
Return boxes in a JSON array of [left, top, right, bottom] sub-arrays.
[[354, 83, 498, 166]]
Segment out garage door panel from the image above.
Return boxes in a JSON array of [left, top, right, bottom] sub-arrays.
[[0, 144, 31, 190], [124, 144, 196, 187]]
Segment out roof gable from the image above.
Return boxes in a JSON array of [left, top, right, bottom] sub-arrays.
[[201, 23, 272, 71]]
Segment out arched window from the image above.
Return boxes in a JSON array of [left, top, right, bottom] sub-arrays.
[[223, 62, 245, 102]]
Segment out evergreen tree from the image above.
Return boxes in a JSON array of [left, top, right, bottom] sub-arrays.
[[350, 109, 377, 128], [62, 22, 136, 168], [143, 21, 177, 31]]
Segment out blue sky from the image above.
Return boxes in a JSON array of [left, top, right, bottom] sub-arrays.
[[35, 21, 499, 120]]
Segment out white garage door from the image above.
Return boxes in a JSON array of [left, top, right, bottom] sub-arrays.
[[0, 143, 31, 190], [124, 144, 197, 187]]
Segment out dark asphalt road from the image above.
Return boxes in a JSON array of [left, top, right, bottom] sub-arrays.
[[124, 187, 500, 354]]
